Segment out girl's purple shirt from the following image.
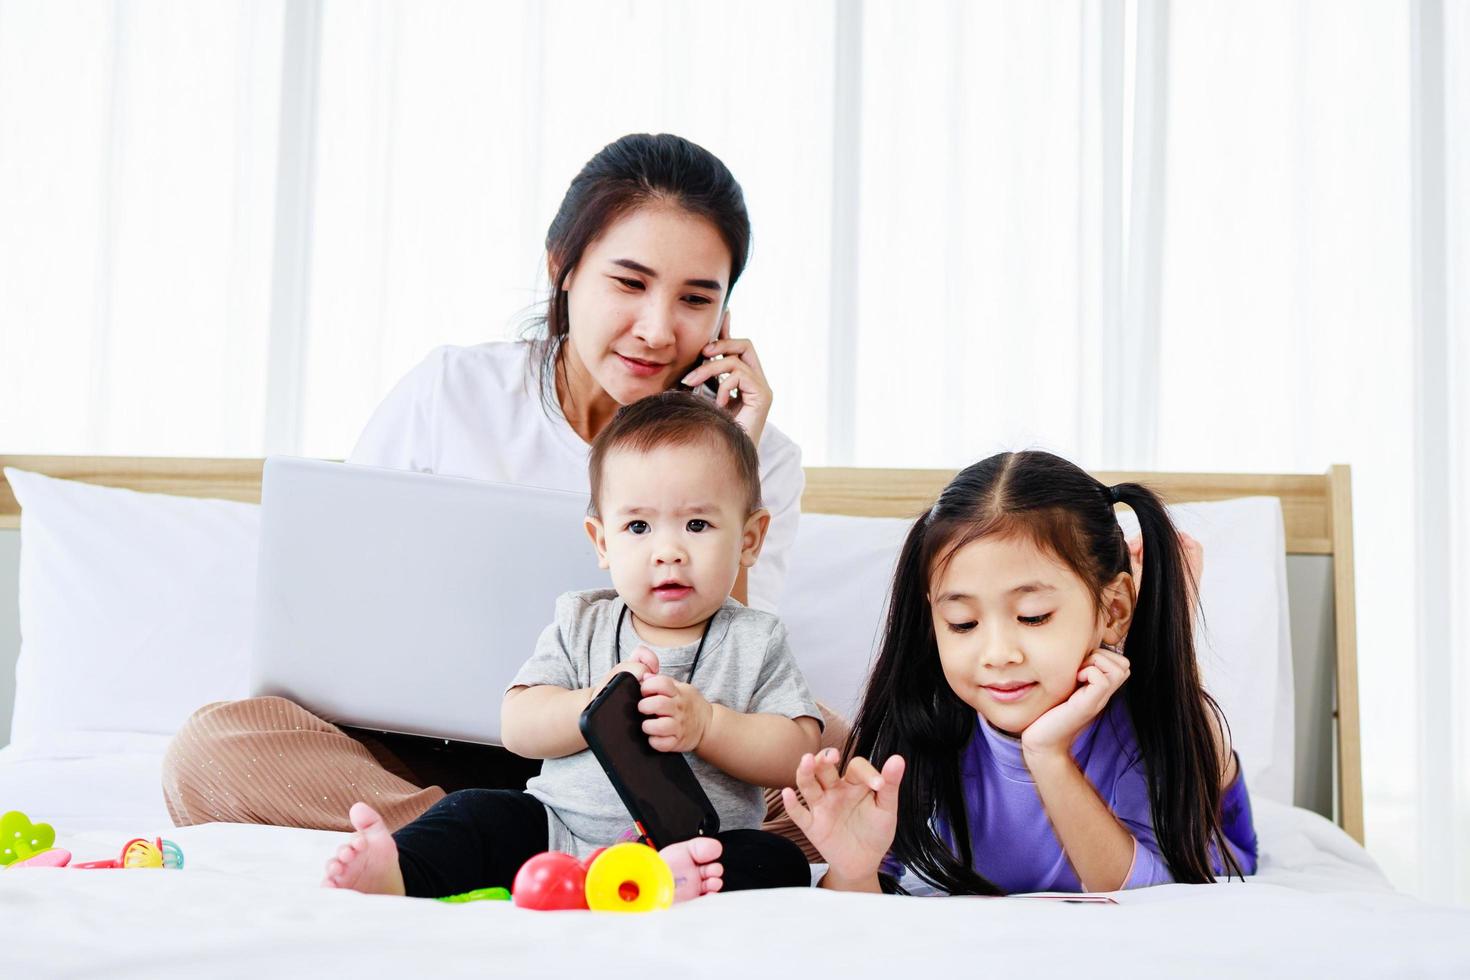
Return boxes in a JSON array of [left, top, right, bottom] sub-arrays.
[[882, 696, 1258, 893]]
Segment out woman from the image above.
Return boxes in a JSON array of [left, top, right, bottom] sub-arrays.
[[162, 133, 809, 832]]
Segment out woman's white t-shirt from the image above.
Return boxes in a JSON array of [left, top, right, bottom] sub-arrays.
[[347, 341, 804, 612]]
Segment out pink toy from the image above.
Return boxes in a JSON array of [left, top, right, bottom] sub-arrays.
[[10, 848, 71, 869]]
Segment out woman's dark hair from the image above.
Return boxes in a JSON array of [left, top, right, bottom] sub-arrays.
[[527, 133, 750, 412], [845, 450, 1241, 895]]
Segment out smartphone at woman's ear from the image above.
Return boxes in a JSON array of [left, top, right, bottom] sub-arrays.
[[684, 310, 730, 397], [682, 353, 724, 396]]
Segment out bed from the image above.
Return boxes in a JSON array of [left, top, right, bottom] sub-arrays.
[[1, 456, 1467, 978]]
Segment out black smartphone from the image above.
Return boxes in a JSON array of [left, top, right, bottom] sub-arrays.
[[683, 353, 724, 396], [578, 671, 720, 848]]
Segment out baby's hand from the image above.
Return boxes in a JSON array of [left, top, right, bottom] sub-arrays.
[[1021, 646, 1130, 762], [782, 749, 905, 887], [637, 674, 713, 753], [591, 645, 659, 702]]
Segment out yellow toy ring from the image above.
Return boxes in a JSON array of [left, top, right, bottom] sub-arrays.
[[122, 838, 164, 869], [583, 842, 675, 912]]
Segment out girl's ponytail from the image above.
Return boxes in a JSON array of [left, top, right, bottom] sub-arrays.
[[1110, 483, 1243, 882]]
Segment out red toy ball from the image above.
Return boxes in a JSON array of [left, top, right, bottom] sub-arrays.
[[512, 851, 588, 911]]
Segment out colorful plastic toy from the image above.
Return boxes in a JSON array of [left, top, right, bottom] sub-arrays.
[[509, 842, 675, 913], [1, 811, 57, 866], [10, 848, 72, 868], [1, 811, 183, 871], [512, 851, 589, 910], [583, 842, 675, 912], [73, 837, 185, 870], [438, 886, 511, 904]]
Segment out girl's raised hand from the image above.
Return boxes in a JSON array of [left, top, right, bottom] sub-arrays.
[[1020, 647, 1131, 762], [781, 748, 905, 888], [679, 310, 773, 447]]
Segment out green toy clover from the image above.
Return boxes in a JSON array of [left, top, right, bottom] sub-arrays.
[[1, 811, 56, 866], [438, 887, 511, 904]]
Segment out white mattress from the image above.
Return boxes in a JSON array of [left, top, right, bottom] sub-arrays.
[[2, 736, 1468, 978]]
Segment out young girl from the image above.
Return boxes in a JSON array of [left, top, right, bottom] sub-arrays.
[[781, 450, 1258, 895]]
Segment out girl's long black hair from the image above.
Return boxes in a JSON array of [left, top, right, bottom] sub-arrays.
[[844, 451, 1242, 895]]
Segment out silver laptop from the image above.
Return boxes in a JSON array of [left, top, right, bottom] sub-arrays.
[[251, 457, 609, 744]]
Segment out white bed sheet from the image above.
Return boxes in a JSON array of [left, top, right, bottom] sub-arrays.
[[2, 737, 1467, 979]]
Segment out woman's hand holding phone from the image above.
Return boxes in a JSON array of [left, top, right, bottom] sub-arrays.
[[680, 310, 774, 447]]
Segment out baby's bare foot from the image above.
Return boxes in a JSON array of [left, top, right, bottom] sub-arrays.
[[658, 836, 723, 902], [321, 801, 406, 896]]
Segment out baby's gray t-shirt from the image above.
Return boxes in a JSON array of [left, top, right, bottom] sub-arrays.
[[509, 589, 821, 857]]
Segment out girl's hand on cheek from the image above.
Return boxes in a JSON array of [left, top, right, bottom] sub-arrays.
[[781, 749, 905, 885], [1020, 648, 1131, 763], [637, 673, 713, 753]]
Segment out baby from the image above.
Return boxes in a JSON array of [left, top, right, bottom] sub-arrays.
[[323, 390, 822, 899]]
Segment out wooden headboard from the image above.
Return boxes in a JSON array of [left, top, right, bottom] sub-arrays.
[[0, 455, 1361, 842]]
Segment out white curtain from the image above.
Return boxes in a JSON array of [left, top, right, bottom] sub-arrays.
[[0, 0, 1465, 904], [0, 0, 283, 455]]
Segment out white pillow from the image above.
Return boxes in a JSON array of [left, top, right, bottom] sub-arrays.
[[780, 512, 912, 725], [780, 497, 1293, 805], [5, 468, 258, 747]]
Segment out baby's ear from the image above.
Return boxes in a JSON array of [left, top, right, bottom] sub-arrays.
[[1100, 571, 1136, 644], [585, 516, 610, 570], [740, 508, 772, 568]]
